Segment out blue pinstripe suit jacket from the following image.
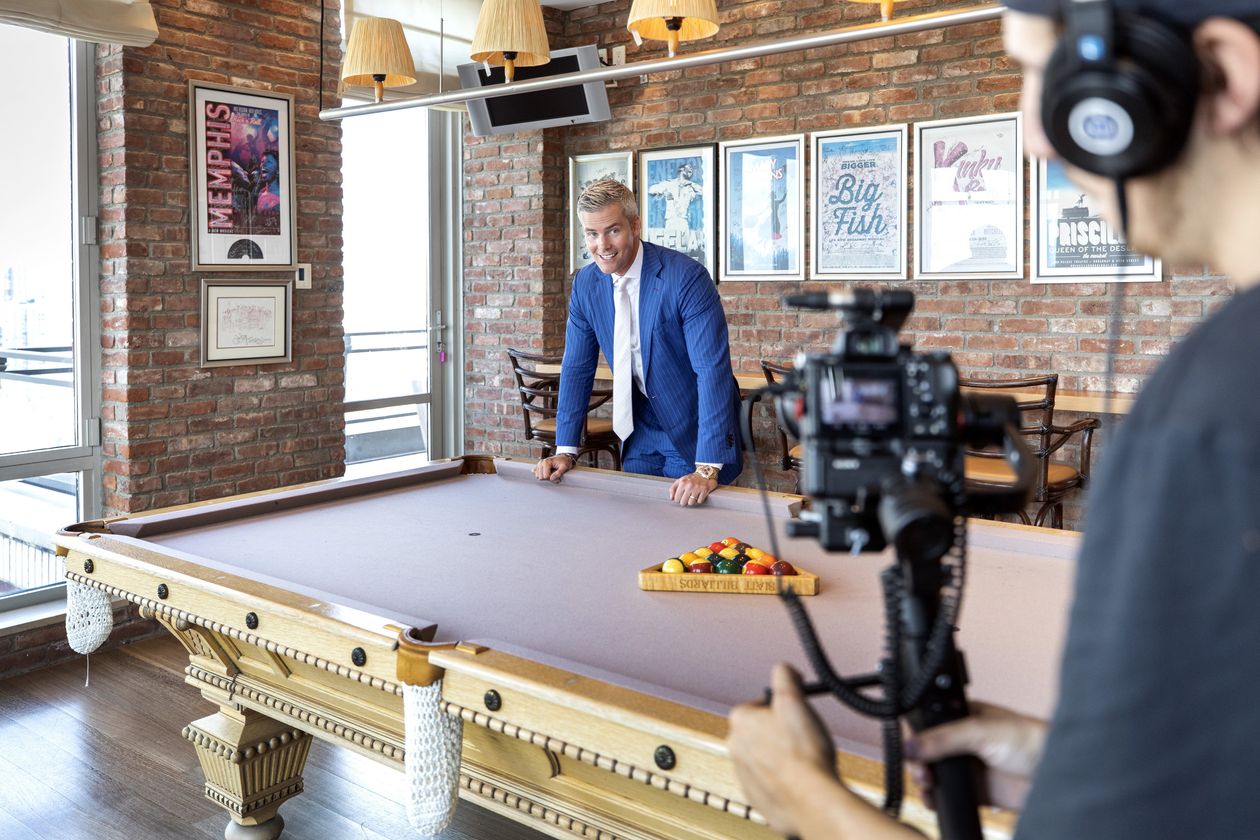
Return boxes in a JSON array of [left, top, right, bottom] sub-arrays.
[[555, 241, 742, 473]]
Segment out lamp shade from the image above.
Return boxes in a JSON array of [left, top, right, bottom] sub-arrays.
[[341, 16, 418, 102], [845, 0, 897, 21], [626, 0, 719, 56], [469, 0, 550, 82]]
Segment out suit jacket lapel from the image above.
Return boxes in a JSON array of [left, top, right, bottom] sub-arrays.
[[638, 242, 664, 380]]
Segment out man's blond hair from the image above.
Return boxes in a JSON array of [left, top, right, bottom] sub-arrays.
[[577, 178, 639, 220]]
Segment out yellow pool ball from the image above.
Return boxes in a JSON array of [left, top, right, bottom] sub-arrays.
[[662, 558, 687, 574]]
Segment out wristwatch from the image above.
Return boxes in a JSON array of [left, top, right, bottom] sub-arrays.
[[694, 464, 718, 481]]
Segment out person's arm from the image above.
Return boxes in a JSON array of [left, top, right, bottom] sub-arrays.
[[536, 283, 598, 483], [729, 665, 1047, 838], [676, 262, 739, 466], [728, 664, 926, 840]]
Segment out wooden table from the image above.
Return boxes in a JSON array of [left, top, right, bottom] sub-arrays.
[[536, 363, 1137, 415], [57, 456, 1077, 840]]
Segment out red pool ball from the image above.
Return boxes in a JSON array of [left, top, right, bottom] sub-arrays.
[[688, 560, 714, 574], [742, 562, 770, 575], [770, 560, 797, 576]]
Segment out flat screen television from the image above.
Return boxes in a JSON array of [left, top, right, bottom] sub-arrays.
[[457, 44, 611, 137]]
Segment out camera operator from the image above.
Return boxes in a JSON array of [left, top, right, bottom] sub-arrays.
[[729, 2, 1260, 838]]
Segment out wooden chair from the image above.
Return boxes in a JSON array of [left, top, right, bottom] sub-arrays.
[[506, 348, 621, 470], [961, 374, 1100, 529], [760, 360, 802, 474]]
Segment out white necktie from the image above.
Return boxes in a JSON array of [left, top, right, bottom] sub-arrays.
[[612, 274, 634, 441]]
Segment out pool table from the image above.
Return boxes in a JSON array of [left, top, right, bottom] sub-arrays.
[[56, 456, 1078, 840]]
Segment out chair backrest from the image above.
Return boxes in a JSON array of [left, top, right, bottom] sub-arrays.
[[506, 347, 563, 442], [505, 347, 614, 443], [760, 360, 799, 469], [960, 373, 1059, 490]]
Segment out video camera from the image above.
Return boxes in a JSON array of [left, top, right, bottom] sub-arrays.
[[777, 288, 1035, 561], [766, 288, 1036, 840]]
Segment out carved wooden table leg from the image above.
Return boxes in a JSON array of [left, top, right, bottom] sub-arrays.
[[183, 706, 312, 840]]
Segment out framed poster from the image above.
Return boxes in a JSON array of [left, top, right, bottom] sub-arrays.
[[1031, 157, 1161, 283], [810, 125, 908, 280], [200, 278, 292, 367], [638, 144, 717, 279], [188, 81, 296, 271], [913, 113, 1023, 280], [569, 151, 634, 272], [720, 135, 805, 281]]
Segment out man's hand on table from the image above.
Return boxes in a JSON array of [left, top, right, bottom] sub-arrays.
[[534, 454, 576, 483], [670, 471, 718, 506]]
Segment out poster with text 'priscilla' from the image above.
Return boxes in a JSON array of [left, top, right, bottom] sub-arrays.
[[914, 113, 1023, 280], [1031, 157, 1161, 283]]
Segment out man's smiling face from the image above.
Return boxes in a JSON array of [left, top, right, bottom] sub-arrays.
[[580, 204, 642, 276]]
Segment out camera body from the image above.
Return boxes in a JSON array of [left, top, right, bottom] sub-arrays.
[[780, 289, 1025, 556]]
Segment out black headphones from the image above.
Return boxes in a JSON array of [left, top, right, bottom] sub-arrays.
[[1041, 0, 1200, 179]]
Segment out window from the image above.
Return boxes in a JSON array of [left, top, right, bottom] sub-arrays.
[[341, 103, 436, 466], [0, 25, 99, 610]]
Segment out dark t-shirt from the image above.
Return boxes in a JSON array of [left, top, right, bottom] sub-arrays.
[[1016, 284, 1260, 838]]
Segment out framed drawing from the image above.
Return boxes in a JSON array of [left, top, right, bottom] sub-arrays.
[[638, 144, 717, 279], [188, 80, 297, 271], [1030, 157, 1161, 283], [811, 125, 908, 280], [913, 113, 1023, 280], [720, 134, 805, 281], [200, 278, 292, 367], [569, 151, 634, 272]]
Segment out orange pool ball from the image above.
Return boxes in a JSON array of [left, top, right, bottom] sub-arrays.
[[720, 537, 741, 547]]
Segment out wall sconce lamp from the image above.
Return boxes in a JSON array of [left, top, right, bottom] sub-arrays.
[[341, 16, 417, 103], [848, 0, 898, 22], [626, 0, 720, 58], [470, 0, 551, 83]]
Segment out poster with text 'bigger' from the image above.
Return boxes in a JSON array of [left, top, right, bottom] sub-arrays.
[[914, 113, 1023, 280], [1031, 158, 1161, 283], [811, 125, 907, 279]]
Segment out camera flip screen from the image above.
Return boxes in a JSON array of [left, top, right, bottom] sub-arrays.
[[820, 373, 900, 431]]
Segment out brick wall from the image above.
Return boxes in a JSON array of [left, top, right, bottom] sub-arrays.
[[96, 0, 346, 516], [0, 604, 159, 680], [461, 0, 1233, 526]]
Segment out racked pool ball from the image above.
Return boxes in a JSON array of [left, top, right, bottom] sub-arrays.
[[694, 547, 714, 559], [715, 558, 742, 574], [708, 541, 727, 554], [662, 558, 686, 574], [718, 547, 740, 560], [734, 542, 751, 553], [678, 552, 700, 565], [742, 562, 770, 575], [746, 547, 766, 561], [732, 553, 750, 567], [720, 537, 741, 547], [688, 560, 714, 574], [770, 560, 797, 576]]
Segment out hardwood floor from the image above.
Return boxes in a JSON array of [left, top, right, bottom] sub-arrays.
[[0, 635, 552, 840]]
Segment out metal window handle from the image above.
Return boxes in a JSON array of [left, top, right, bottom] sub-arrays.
[[434, 310, 447, 363]]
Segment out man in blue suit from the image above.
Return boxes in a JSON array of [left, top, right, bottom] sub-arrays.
[[532, 179, 742, 505]]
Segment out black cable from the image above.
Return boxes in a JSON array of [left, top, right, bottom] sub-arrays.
[[1104, 177, 1130, 418]]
